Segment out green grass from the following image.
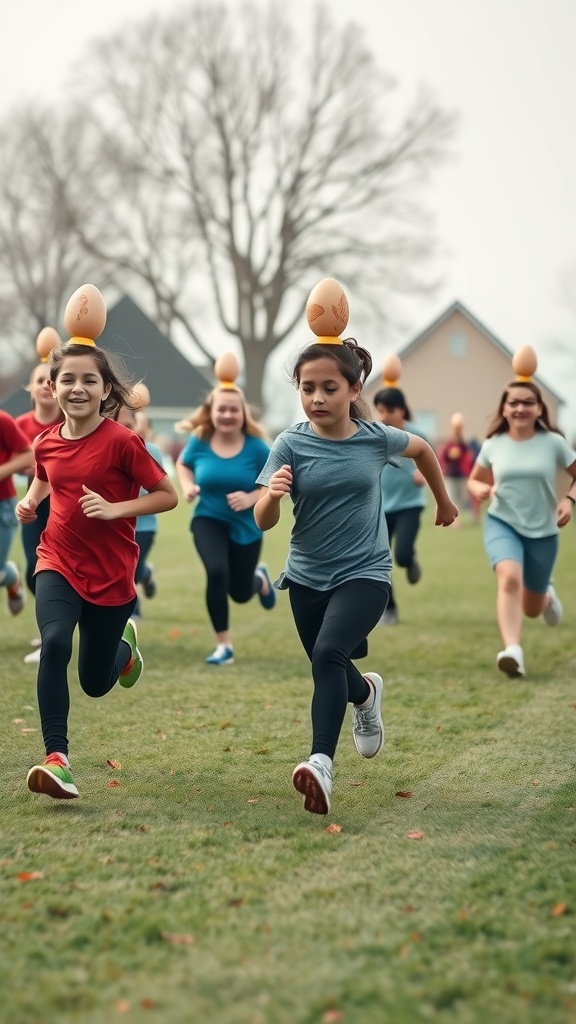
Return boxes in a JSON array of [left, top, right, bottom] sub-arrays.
[[1, 500, 576, 1024]]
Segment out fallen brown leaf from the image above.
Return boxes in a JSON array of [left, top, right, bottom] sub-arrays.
[[350, 780, 366, 787], [17, 871, 44, 882], [551, 902, 568, 917], [395, 791, 413, 798], [405, 831, 424, 840], [161, 930, 195, 946], [322, 1010, 344, 1023], [106, 780, 121, 788], [228, 898, 244, 907], [531, 780, 541, 786], [140, 999, 155, 1009], [167, 629, 181, 639], [113, 999, 131, 1013], [325, 823, 342, 834], [247, 798, 259, 804], [107, 759, 122, 770]]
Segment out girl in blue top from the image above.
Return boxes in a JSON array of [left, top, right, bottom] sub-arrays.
[[374, 386, 427, 625], [176, 377, 274, 665], [468, 378, 576, 678], [255, 338, 457, 816]]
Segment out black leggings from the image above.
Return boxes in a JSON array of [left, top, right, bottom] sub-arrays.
[[192, 518, 262, 633], [288, 578, 390, 759], [385, 507, 422, 610], [21, 496, 50, 595], [35, 571, 136, 757]]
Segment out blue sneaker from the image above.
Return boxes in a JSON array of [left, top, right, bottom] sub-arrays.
[[118, 618, 144, 688], [205, 644, 235, 665], [256, 564, 276, 610]]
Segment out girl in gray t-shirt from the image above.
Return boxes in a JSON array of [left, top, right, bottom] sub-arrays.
[[255, 338, 457, 817], [468, 378, 576, 679]]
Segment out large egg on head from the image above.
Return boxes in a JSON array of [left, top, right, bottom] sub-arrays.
[[512, 344, 537, 379], [305, 278, 349, 338], [129, 382, 151, 409], [36, 326, 61, 362], [382, 354, 402, 385], [64, 284, 107, 342], [214, 352, 240, 384]]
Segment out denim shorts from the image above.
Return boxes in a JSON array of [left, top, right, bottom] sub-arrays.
[[483, 514, 558, 594]]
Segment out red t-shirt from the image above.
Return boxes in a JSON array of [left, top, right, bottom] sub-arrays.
[[34, 418, 166, 605], [16, 410, 63, 444], [0, 410, 30, 501], [16, 410, 63, 483]]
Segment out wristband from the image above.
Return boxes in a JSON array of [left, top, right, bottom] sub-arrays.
[[567, 494, 576, 505]]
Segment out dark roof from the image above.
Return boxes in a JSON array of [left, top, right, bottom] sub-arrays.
[[397, 299, 564, 404], [97, 295, 212, 408], [0, 296, 212, 418]]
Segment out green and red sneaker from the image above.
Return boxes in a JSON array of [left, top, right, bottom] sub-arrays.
[[27, 753, 79, 799], [118, 617, 144, 688]]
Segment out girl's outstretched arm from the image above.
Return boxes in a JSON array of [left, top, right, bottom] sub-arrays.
[[254, 464, 292, 531], [402, 435, 458, 526]]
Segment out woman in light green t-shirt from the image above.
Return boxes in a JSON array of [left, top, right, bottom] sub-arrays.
[[468, 379, 576, 679]]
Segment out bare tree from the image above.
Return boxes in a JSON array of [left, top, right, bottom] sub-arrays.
[[69, 0, 455, 404], [0, 107, 109, 367]]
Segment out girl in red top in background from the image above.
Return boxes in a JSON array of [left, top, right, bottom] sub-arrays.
[[16, 343, 178, 800], [16, 362, 64, 662], [0, 410, 32, 614]]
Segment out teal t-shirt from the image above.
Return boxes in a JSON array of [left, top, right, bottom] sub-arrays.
[[256, 419, 410, 590], [180, 433, 270, 545], [136, 440, 165, 533], [477, 431, 575, 537], [380, 423, 427, 513]]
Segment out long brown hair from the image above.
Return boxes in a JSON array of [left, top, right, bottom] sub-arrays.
[[486, 380, 559, 437], [176, 386, 267, 441], [292, 338, 373, 420]]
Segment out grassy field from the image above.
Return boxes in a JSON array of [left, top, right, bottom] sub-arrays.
[[1, 497, 576, 1024]]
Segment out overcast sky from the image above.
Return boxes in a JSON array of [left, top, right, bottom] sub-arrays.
[[2, 0, 576, 421]]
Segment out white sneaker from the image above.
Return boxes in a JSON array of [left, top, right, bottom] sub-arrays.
[[352, 672, 384, 758], [497, 645, 525, 677], [542, 584, 562, 626], [292, 757, 332, 815], [24, 647, 41, 665]]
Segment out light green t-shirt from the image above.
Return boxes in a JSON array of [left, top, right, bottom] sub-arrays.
[[477, 431, 575, 537]]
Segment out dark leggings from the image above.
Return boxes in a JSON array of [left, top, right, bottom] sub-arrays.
[[35, 571, 136, 757], [192, 518, 262, 633], [289, 578, 390, 759], [22, 496, 50, 595], [135, 530, 155, 584], [385, 506, 422, 610]]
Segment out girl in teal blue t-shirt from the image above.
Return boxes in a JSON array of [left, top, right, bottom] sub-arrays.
[[176, 382, 275, 666]]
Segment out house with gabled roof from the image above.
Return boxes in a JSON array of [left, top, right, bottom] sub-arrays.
[[364, 300, 564, 445], [0, 296, 213, 448]]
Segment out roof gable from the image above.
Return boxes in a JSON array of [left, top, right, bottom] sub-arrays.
[[97, 296, 211, 408], [398, 300, 564, 404]]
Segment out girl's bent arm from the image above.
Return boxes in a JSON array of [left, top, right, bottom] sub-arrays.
[[254, 464, 293, 531], [0, 447, 34, 481], [402, 435, 458, 526], [175, 458, 200, 501], [79, 477, 178, 520]]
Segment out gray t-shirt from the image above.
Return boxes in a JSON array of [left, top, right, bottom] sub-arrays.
[[477, 430, 575, 537], [256, 419, 410, 590]]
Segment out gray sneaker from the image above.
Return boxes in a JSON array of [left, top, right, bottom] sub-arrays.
[[542, 584, 562, 626], [352, 673, 384, 758], [292, 757, 332, 815]]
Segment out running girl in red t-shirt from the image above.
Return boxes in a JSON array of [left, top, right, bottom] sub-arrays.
[[16, 361, 64, 663], [16, 343, 178, 800]]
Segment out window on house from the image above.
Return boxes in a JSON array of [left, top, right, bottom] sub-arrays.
[[412, 411, 437, 441], [449, 331, 467, 357]]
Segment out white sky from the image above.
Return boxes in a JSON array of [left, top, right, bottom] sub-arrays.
[[2, 0, 576, 422]]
